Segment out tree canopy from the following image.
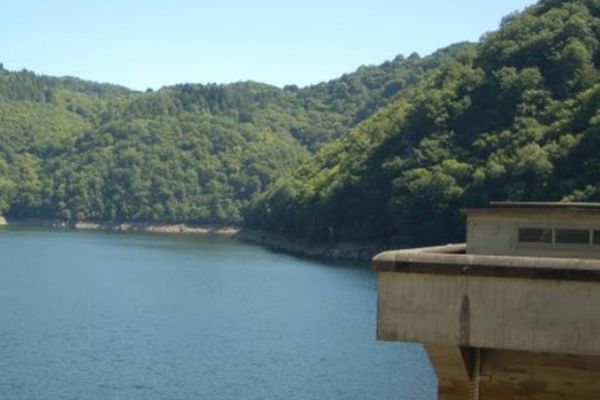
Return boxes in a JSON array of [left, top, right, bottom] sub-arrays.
[[246, 0, 600, 245], [0, 46, 456, 223], [4, 0, 599, 248]]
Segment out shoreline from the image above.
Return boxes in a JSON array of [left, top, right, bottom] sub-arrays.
[[236, 229, 385, 262], [0, 218, 383, 262]]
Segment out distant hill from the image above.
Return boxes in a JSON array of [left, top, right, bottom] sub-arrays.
[[0, 45, 459, 223], [246, 0, 600, 245]]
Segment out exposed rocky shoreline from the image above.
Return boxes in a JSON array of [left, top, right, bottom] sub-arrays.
[[0, 218, 382, 262], [74, 221, 240, 236], [236, 229, 384, 262]]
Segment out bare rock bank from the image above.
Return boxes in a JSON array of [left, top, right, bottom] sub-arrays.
[[236, 229, 386, 262], [3, 218, 383, 262], [74, 221, 240, 236]]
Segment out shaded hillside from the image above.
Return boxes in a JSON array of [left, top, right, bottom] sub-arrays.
[[246, 0, 600, 245]]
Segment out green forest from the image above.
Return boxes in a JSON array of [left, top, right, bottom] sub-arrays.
[[247, 0, 600, 244], [0, 48, 456, 224], [2, 0, 600, 247]]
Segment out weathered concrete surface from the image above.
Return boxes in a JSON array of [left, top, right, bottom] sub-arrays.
[[424, 345, 600, 400], [425, 345, 472, 399], [478, 348, 600, 399], [378, 271, 600, 356], [375, 203, 600, 399], [378, 268, 600, 399], [373, 245, 600, 281], [374, 243, 600, 399]]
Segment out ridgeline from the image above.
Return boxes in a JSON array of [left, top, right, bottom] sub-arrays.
[[0, 48, 458, 225], [247, 0, 600, 246]]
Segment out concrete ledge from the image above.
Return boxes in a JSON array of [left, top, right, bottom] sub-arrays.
[[488, 201, 600, 209], [463, 201, 600, 216], [377, 271, 600, 356], [372, 244, 600, 282]]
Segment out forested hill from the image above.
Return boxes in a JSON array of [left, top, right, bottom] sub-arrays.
[[0, 46, 460, 223], [247, 0, 600, 246], [0, 64, 132, 102]]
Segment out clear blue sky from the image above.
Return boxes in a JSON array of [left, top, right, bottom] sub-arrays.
[[1, 0, 537, 90]]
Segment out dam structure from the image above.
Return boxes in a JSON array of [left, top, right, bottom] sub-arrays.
[[373, 202, 600, 399]]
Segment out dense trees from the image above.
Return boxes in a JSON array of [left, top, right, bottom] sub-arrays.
[[4, 0, 600, 249], [0, 45, 453, 223], [247, 0, 600, 245]]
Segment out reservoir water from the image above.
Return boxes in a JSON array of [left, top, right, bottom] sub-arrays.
[[0, 226, 435, 399]]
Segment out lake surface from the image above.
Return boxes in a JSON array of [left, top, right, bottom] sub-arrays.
[[0, 226, 435, 399]]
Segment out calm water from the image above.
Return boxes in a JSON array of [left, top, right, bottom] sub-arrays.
[[0, 226, 435, 400]]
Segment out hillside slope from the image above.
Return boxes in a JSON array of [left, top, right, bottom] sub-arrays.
[[0, 47, 459, 223], [247, 0, 600, 245]]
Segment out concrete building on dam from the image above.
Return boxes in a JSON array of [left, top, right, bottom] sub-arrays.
[[373, 202, 600, 399]]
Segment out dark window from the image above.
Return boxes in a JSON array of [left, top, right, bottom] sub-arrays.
[[594, 230, 600, 245], [518, 228, 552, 244], [555, 229, 590, 245]]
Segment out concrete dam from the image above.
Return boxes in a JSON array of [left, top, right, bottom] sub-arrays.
[[373, 202, 600, 399]]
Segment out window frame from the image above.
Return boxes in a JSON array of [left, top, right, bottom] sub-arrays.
[[517, 227, 553, 245], [516, 225, 599, 249], [554, 228, 592, 246], [593, 230, 600, 246]]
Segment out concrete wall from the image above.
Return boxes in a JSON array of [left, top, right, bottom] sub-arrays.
[[425, 345, 600, 400], [377, 272, 600, 356], [477, 348, 600, 399], [378, 205, 600, 399], [466, 210, 600, 259]]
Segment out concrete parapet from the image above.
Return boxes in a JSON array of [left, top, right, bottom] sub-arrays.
[[374, 243, 600, 399]]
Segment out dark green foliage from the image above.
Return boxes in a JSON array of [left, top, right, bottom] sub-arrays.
[[0, 94, 307, 222], [0, 46, 453, 222], [7, 0, 600, 246], [247, 0, 600, 245], [0, 67, 131, 102]]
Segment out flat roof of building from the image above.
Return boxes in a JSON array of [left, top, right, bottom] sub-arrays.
[[463, 201, 600, 215], [373, 202, 600, 280], [490, 201, 600, 209]]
